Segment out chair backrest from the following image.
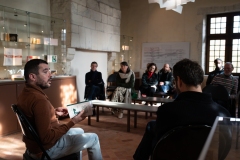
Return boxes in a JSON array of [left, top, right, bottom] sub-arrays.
[[107, 73, 117, 83], [202, 84, 229, 101], [11, 104, 51, 160], [106, 73, 118, 94], [151, 125, 211, 160]]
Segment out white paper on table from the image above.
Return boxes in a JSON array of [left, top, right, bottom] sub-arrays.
[[67, 101, 93, 118], [3, 48, 22, 66]]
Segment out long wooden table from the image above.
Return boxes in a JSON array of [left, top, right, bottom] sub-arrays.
[[132, 96, 174, 104], [132, 97, 174, 118], [88, 100, 158, 132]]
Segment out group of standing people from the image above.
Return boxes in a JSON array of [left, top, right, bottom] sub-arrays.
[[140, 63, 173, 97]]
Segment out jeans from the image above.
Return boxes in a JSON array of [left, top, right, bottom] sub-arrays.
[[133, 121, 156, 160], [46, 128, 103, 160], [87, 85, 100, 100]]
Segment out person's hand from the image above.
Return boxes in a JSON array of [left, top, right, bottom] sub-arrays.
[[151, 85, 157, 90], [55, 107, 69, 117], [159, 82, 164, 85], [71, 110, 87, 124]]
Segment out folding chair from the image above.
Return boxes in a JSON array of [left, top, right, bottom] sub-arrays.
[[11, 104, 81, 160]]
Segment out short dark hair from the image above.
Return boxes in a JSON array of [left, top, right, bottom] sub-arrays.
[[120, 61, 129, 66], [24, 59, 48, 82], [146, 63, 157, 73], [214, 58, 223, 64], [173, 59, 204, 86], [120, 61, 130, 73], [91, 61, 98, 66]]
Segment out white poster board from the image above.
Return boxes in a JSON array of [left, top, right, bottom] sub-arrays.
[[142, 42, 190, 69]]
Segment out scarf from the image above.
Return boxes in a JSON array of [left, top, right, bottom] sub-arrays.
[[147, 71, 153, 79], [119, 70, 133, 83]]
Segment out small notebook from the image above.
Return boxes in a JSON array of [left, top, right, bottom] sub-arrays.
[[67, 101, 93, 118]]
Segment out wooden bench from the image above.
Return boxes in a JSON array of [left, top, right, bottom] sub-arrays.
[[88, 100, 158, 132]]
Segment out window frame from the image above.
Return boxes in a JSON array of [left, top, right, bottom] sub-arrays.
[[206, 11, 240, 75]]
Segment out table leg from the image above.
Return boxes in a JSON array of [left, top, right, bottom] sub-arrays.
[[145, 112, 148, 119], [134, 111, 137, 128], [127, 110, 130, 132], [97, 106, 99, 122], [88, 115, 91, 125]]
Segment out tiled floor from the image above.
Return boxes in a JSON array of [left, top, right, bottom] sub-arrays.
[[0, 108, 155, 160]]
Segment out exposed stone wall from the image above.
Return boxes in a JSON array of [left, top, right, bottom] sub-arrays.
[[50, 0, 120, 52]]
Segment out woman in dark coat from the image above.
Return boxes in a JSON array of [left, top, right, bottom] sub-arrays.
[[140, 63, 158, 97]]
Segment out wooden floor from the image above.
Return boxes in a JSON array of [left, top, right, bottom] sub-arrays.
[[0, 107, 240, 160], [0, 108, 155, 160]]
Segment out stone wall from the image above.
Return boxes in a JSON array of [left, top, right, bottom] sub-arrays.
[[50, 0, 120, 52]]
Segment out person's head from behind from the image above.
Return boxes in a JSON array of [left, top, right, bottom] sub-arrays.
[[214, 58, 223, 70], [163, 64, 170, 72], [120, 61, 130, 73], [173, 59, 204, 93], [147, 63, 157, 73], [90, 61, 98, 71], [224, 62, 234, 76], [24, 59, 51, 89]]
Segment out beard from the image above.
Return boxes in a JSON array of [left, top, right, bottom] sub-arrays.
[[36, 78, 51, 89], [175, 81, 181, 94]]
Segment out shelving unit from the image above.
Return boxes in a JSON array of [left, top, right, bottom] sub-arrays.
[[0, 5, 67, 78]]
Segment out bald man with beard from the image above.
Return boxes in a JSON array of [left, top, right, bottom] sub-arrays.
[[157, 63, 173, 92]]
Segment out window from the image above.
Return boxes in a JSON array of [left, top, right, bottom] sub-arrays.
[[206, 12, 240, 75]]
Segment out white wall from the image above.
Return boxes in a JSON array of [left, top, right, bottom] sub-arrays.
[[71, 51, 108, 101], [120, 0, 240, 76], [0, 0, 50, 16]]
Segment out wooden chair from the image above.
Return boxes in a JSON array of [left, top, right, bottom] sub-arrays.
[[11, 104, 81, 160]]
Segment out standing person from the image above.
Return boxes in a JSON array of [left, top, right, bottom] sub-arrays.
[[111, 61, 135, 118], [206, 58, 224, 85], [85, 61, 105, 100], [17, 59, 103, 160], [157, 63, 173, 92], [133, 59, 230, 160], [140, 63, 158, 97]]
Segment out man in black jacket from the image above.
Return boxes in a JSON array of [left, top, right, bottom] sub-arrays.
[[206, 58, 224, 85], [133, 59, 230, 160], [157, 63, 173, 93], [85, 61, 105, 100]]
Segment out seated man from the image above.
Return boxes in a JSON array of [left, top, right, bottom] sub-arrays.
[[133, 59, 230, 160], [85, 61, 105, 100], [211, 62, 238, 116], [17, 59, 103, 160], [211, 62, 238, 98], [206, 58, 224, 85], [157, 63, 173, 93]]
